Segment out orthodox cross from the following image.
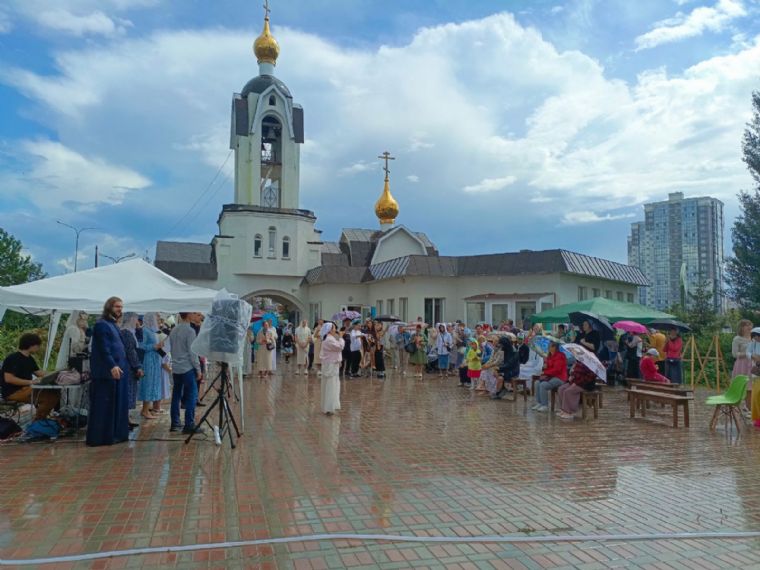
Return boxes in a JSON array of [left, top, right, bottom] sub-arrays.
[[378, 151, 395, 179], [263, 0, 271, 19]]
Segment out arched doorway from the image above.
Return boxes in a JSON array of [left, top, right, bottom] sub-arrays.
[[243, 289, 305, 325]]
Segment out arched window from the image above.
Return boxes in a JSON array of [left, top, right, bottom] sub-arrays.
[[268, 95, 276, 106], [253, 234, 262, 258], [282, 236, 291, 259], [268, 226, 276, 257]]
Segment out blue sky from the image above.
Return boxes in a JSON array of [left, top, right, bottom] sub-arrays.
[[1, 0, 758, 275]]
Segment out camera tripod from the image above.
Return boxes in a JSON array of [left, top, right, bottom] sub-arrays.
[[185, 362, 241, 449]]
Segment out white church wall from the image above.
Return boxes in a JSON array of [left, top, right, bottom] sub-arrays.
[[558, 274, 639, 305], [218, 211, 319, 278], [370, 228, 427, 265], [307, 284, 369, 318]]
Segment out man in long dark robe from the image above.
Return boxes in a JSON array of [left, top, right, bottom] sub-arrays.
[[86, 296, 130, 446]]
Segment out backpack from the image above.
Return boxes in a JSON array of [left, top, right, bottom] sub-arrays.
[[405, 340, 417, 354], [518, 344, 530, 365], [0, 417, 22, 440], [24, 419, 61, 440]]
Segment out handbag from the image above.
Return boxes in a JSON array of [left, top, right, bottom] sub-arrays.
[[56, 370, 82, 385], [752, 362, 760, 377], [266, 342, 275, 351]]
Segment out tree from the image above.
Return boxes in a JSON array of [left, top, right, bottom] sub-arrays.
[[726, 90, 760, 309], [686, 279, 717, 335], [0, 228, 45, 286]]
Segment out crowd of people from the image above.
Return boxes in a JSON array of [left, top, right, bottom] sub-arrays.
[[0, 297, 208, 446], [4, 307, 760, 440]]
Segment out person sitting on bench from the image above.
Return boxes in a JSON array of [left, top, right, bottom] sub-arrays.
[[532, 342, 567, 412], [556, 361, 597, 420], [1, 333, 60, 420], [640, 348, 669, 384]]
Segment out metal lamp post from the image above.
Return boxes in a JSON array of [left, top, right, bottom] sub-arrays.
[[100, 252, 136, 264], [56, 221, 99, 272]]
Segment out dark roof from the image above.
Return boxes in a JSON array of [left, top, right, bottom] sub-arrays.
[[339, 227, 438, 266], [154, 241, 217, 281], [240, 74, 292, 99], [305, 248, 649, 286], [320, 241, 349, 266], [304, 265, 369, 285], [219, 204, 316, 224]]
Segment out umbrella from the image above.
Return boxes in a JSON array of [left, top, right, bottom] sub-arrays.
[[569, 311, 615, 342], [375, 314, 402, 322], [563, 343, 607, 382], [647, 319, 692, 333], [528, 334, 574, 360], [531, 298, 676, 324], [332, 310, 361, 322], [251, 312, 278, 334], [613, 320, 649, 334]]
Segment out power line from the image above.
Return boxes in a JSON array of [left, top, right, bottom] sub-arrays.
[[184, 171, 232, 227], [166, 150, 233, 236]]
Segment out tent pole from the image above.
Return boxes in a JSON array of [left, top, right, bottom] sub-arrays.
[[43, 310, 60, 370]]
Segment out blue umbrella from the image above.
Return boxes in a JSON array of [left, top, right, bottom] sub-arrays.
[[251, 312, 279, 334], [529, 335, 575, 363]]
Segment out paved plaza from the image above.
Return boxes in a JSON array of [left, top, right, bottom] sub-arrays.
[[2, 367, 760, 569]]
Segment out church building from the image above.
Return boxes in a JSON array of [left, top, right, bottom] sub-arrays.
[[155, 8, 648, 327]]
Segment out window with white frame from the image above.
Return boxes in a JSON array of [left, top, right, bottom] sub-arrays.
[[268, 226, 276, 257], [282, 236, 290, 259], [253, 234, 262, 258], [399, 298, 408, 321]]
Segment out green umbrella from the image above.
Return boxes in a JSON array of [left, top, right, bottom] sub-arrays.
[[532, 298, 675, 325]]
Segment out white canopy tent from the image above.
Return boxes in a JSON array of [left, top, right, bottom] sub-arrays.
[[0, 259, 250, 433]]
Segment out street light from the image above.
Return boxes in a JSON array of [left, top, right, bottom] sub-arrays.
[[100, 252, 136, 264], [56, 221, 99, 272]]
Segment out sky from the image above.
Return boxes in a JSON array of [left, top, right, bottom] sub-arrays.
[[1, 0, 759, 275]]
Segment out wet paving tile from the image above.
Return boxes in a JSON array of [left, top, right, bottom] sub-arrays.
[[1, 365, 760, 569]]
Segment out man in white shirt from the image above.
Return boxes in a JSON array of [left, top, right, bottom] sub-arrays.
[[294, 320, 311, 375]]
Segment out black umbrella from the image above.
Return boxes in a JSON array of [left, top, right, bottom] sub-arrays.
[[374, 314, 402, 322], [646, 319, 692, 333], [568, 311, 615, 341]]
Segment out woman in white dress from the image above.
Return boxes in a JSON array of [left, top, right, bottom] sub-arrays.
[[319, 322, 344, 415], [295, 320, 311, 376], [55, 311, 88, 370], [255, 321, 275, 378]]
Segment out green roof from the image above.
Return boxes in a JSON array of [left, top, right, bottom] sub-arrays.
[[532, 298, 675, 324]]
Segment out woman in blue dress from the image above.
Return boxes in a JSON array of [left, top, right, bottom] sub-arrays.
[[139, 313, 164, 420]]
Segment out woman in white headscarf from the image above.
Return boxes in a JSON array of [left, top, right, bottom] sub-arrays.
[[319, 322, 344, 415], [138, 313, 165, 420], [55, 311, 89, 370], [119, 312, 144, 414]]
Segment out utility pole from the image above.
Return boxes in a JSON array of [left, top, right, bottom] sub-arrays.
[[56, 221, 98, 272], [95, 245, 99, 268]]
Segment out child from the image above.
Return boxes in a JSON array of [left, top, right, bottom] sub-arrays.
[[466, 339, 483, 389], [640, 348, 669, 383]]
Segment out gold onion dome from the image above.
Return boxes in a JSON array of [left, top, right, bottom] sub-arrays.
[[375, 177, 399, 224], [254, 17, 280, 65]]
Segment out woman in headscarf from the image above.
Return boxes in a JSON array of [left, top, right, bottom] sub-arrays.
[[55, 311, 89, 370], [119, 312, 144, 417], [294, 320, 311, 376], [312, 318, 324, 377], [319, 322, 344, 414], [434, 323, 452, 378], [138, 312, 165, 420], [154, 318, 172, 414], [256, 320, 275, 378]]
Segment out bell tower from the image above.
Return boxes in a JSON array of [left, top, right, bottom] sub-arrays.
[[230, 0, 304, 208]]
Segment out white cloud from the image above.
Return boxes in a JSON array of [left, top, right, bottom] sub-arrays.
[[2, 0, 158, 37], [635, 0, 747, 50], [407, 175, 419, 183], [529, 195, 553, 203], [36, 10, 131, 37], [339, 160, 377, 176], [1, 140, 150, 210], [463, 175, 518, 193], [0, 7, 12, 34], [562, 211, 635, 225]]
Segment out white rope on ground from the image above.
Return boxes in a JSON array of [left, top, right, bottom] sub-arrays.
[[3, 531, 760, 566]]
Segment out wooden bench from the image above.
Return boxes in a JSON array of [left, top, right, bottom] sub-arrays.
[[581, 390, 601, 420], [627, 381, 693, 411], [626, 389, 693, 428], [506, 378, 529, 402]]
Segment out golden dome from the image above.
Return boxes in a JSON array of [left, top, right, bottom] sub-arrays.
[[375, 177, 399, 225], [254, 17, 280, 66]]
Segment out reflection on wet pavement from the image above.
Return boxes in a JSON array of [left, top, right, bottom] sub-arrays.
[[2, 366, 760, 568]]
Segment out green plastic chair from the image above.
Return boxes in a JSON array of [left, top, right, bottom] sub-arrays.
[[706, 375, 749, 432]]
